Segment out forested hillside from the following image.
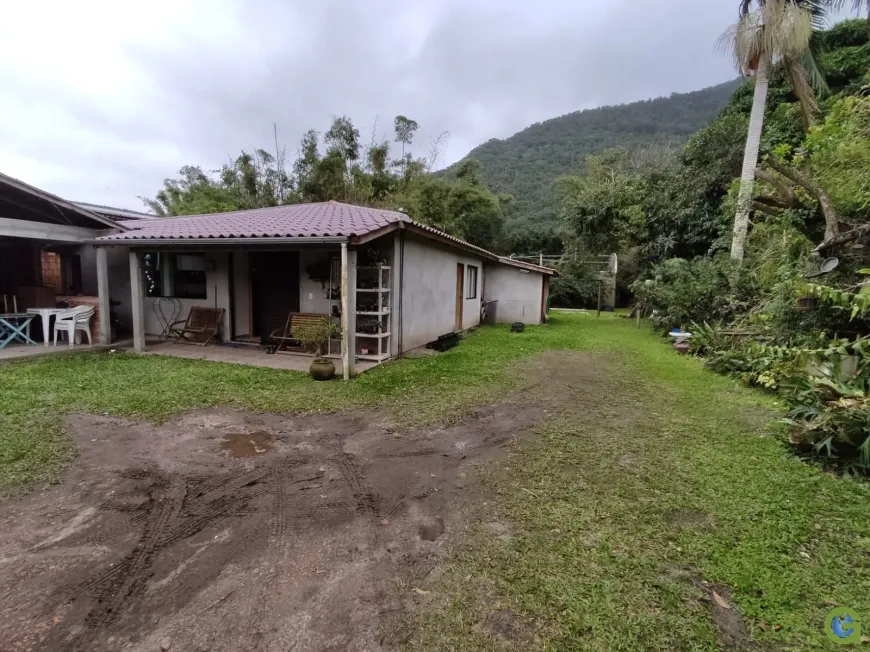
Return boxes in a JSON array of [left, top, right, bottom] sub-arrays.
[[444, 79, 743, 227]]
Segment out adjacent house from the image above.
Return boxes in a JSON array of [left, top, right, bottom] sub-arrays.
[[1, 171, 555, 377]]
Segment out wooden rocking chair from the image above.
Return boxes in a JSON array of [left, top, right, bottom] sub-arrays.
[[268, 312, 331, 353], [170, 306, 224, 346]]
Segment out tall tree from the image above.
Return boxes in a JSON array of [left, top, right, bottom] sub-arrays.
[[393, 115, 419, 178], [393, 115, 419, 159], [721, 0, 818, 271]]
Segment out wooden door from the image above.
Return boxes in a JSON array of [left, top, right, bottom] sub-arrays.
[[250, 252, 300, 339], [541, 275, 550, 323], [455, 263, 464, 331]]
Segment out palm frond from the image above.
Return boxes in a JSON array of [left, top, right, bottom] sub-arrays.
[[784, 57, 819, 128], [794, 0, 833, 29], [762, 0, 815, 60], [827, 0, 870, 18], [799, 48, 829, 94], [721, 1, 815, 73]]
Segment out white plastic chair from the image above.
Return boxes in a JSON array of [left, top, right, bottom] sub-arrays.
[[53, 306, 95, 347]]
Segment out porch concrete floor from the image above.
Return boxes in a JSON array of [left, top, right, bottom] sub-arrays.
[[0, 340, 108, 362], [131, 340, 381, 374]]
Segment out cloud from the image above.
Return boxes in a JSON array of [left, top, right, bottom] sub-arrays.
[[0, 0, 754, 210]]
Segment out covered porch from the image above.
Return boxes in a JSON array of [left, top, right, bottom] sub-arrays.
[[0, 173, 130, 357], [116, 232, 400, 378], [126, 339, 381, 373]]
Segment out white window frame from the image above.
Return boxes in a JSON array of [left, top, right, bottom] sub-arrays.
[[466, 265, 478, 299]]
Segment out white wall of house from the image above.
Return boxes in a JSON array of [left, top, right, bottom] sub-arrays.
[[483, 264, 546, 324], [400, 234, 483, 352], [143, 251, 232, 342]]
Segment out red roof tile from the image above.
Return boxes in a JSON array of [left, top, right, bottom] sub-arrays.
[[96, 200, 538, 267], [100, 201, 408, 241]]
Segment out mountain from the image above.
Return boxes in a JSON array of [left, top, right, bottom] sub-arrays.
[[445, 79, 744, 226]]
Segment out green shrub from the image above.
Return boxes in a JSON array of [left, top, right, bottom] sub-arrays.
[[704, 342, 806, 391], [782, 359, 870, 475], [819, 18, 870, 50], [631, 256, 737, 332]]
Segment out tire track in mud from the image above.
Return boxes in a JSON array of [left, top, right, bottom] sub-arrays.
[[57, 462, 336, 648], [84, 476, 186, 629], [335, 454, 381, 517], [37, 406, 533, 650]]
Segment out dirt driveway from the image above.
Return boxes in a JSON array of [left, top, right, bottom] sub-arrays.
[[0, 353, 596, 652]]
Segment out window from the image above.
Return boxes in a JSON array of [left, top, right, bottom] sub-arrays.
[[466, 265, 478, 299], [144, 252, 207, 299]]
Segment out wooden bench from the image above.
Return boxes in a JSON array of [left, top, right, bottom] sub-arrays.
[[269, 312, 332, 353], [170, 307, 224, 346]]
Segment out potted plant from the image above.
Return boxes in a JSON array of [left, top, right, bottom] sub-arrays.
[[294, 317, 339, 380]]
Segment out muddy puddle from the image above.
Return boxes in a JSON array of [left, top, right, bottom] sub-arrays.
[[219, 431, 275, 457]]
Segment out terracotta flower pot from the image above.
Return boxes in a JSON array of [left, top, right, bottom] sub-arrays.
[[309, 358, 335, 381]]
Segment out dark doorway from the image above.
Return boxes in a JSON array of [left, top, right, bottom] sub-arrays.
[[250, 252, 300, 339]]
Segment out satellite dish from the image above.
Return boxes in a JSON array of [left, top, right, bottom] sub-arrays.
[[607, 253, 618, 276], [806, 256, 839, 278]]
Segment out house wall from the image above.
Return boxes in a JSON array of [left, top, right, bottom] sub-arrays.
[[142, 251, 232, 343], [483, 264, 546, 324], [41, 252, 63, 291], [400, 234, 483, 352]]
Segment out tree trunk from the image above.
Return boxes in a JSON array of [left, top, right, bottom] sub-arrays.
[[766, 158, 840, 240], [731, 52, 770, 271]]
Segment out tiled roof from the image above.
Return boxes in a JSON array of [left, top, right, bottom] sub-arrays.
[[95, 200, 559, 272], [100, 201, 408, 240]]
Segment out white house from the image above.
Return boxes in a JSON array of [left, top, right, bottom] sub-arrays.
[[97, 202, 555, 377]]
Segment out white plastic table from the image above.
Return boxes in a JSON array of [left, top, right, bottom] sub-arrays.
[[27, 307, 67, 346]]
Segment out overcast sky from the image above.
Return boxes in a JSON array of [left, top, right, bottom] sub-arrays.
[[0, 0, 846, 211]]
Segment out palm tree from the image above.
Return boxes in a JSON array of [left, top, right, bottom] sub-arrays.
[[721, 0, 820, 270]]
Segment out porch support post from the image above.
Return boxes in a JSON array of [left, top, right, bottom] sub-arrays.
[[96, 246, 111, 344], [129, 249, 145, 353], [390, 230, 402, 357], [340, 243, 350, 380], [347, 248, 357, 374]]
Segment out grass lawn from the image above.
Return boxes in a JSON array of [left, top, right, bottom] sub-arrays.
[[2, 312, 869, 650]]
